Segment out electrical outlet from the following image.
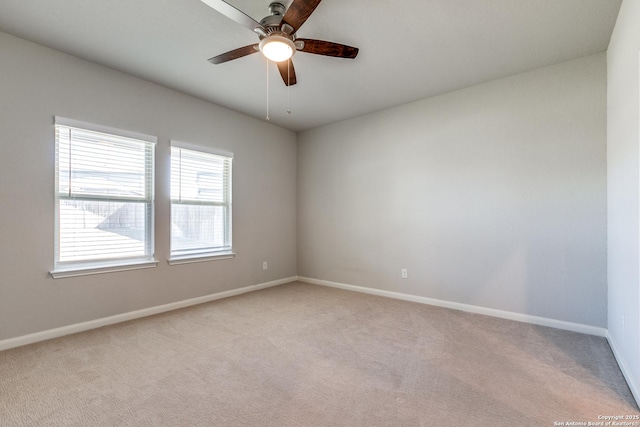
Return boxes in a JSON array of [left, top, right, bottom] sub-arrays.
[[263, 261, 268, 270], [401, 269, 408, 279]]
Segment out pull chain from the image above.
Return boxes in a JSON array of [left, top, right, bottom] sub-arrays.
[[265, 59, 270, 121], [286, 59, 291, 115]]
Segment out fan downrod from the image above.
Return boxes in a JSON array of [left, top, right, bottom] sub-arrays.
[[269, 2, 286, 16], [259, 2, 287, 29]]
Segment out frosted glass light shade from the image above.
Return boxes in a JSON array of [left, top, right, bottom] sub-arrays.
[[259, 35, 295, 62]]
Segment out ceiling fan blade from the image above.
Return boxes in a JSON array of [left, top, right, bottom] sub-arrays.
[[297, 39, 359, 59], [200, 0, 266, 34], [277, 59, 297, 86], [282, 0, 322, 33], [208, 44, 259, 65]]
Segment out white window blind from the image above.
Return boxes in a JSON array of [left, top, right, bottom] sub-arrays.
[[54, 119, 155, 271], [170, 146, 232, 259]]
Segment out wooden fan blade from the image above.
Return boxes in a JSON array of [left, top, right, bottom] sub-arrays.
[[277, 59, 297, 86], [208, 44, 259, 64], [200, 0, 266, 34], [297, 39, 359, 58], [282, 0, 322, 33]]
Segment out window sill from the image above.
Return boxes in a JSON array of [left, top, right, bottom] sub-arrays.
[[50, 259, 159, 279], [168, 252, 236, 265]]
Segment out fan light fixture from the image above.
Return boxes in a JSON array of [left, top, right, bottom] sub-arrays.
[[259, 35, 295, 62]]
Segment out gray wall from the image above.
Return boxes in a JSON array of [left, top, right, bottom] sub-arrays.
[[607, 0, 640, 399], [298, 53, 607, 327], [0, 32, 297, 341]]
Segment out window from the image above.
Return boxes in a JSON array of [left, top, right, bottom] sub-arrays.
[[170, 146, 233, 262], [52, 117, 156, 277]]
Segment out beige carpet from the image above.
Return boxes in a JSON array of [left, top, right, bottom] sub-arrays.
[[0, 281, 637, 426]]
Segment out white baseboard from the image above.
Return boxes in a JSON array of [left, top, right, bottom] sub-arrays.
[[297, 276, 608, 337], [0, 276, 297, 352], [606, 331, 640, 408]]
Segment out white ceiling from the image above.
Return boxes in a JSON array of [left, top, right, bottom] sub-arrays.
[[0, 0, 622, 132]]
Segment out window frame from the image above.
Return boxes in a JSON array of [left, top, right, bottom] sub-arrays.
[[50, 117, 158, 278], [168, 143, 234, 265]]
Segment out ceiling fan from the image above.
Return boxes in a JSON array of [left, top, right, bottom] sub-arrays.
[[201, 0, 359, 86]]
